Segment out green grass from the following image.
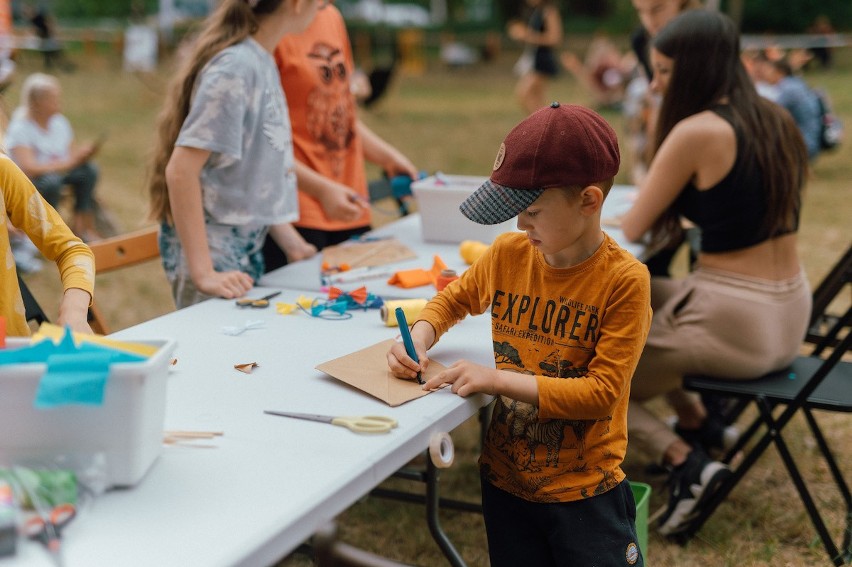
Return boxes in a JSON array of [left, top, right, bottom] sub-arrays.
[[11, 39, 852, 567]]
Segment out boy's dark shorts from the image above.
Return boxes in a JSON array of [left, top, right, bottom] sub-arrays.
[[481, 475, 643, 567]]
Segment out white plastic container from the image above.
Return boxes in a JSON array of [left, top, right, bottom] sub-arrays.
[[0, 338, 177, 488], [411, 174, 519, 243]]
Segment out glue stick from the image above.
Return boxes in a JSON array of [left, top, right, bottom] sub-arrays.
[[380, 299, 428, 327]]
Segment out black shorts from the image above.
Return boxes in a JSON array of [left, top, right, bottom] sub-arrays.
[[480, 476, 643, 567], [534, 48, 559, 77], [261, 225, 370, 273]]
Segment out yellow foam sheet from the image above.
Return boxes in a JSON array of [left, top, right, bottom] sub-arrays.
[[315, 339, 446, 407], [33, 323, 159, 358], [321, 238, 417, 270]]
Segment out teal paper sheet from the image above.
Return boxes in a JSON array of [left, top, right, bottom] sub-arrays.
[[0, 328, 146, 408]]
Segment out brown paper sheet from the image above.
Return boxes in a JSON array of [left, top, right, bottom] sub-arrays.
[[321, 238, 417, 269], [315, 339, 446, 407]]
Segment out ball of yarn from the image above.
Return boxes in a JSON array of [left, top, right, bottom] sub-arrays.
[[459, 240, 489, 265]]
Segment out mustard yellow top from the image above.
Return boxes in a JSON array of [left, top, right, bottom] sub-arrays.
[[1, 154, 94, 336], [419, 232, 652, 503]]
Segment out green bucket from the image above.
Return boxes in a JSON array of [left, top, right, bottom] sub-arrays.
[[630, 481, 651, 556]]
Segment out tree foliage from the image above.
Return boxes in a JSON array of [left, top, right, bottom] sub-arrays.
[[42, 0, 852, 30], [52, 0, 158, 20], [728, 0, 851, 32]]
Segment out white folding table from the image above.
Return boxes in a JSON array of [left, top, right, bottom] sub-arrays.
[[2, 184, 643, 566]]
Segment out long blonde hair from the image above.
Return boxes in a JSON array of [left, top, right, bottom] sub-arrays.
[[147, 0, 285, 223]]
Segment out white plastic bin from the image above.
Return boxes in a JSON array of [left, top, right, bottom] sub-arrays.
[[411, 174, 518, 243], [0, 338, 177, 488]]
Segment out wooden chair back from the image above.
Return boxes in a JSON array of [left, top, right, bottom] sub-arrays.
[[87, 226, 160, 334]]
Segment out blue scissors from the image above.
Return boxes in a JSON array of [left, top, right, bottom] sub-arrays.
[[264, 411, 398, 434]]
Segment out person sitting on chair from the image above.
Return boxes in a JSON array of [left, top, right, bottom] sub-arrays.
[[4, 72, 103, 241], [620, 11, 811, 537]]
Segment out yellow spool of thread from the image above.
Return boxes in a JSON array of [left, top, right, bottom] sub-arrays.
[[459, 240, 489, 265], [380, 299, 429, 327]]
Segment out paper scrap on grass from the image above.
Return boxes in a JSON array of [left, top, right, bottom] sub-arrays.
[[315, 339, 446, 407]]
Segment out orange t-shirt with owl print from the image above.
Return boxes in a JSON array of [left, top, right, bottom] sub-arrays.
[[275, 7, 370, 232]]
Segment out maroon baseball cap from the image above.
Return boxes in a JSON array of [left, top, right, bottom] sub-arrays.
[[460, 102, 620, 225]]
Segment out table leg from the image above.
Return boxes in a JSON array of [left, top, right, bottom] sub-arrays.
[[425, 457, 467, 567]]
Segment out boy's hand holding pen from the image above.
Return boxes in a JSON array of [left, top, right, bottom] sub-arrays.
[[388, 308, 430, 384]]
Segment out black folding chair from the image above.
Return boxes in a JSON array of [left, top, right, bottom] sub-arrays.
[[680, 245, 852, 565], [807, 244, 852, 347], [709, 243, 852, 427]]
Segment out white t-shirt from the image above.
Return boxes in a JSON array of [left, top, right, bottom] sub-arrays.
[[4, 112, 73, 165], [176, 37, 298, 226]]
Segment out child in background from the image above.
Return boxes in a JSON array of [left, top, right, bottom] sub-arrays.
[[1, 154, 94, 336], [508, 0, 563, 115], [261, 3, 418, 272], [561, 34, 637, 110], [387, 103, 652, 566], [147, 0, 321, 308]]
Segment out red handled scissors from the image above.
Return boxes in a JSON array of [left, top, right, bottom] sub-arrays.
[[24, 502, 76, 562]]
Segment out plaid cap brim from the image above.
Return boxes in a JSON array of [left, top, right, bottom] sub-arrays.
[[459, 179, 544, 225]]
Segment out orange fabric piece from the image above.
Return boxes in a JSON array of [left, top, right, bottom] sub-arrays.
[[348, 286, 368, 304], [428, 255, 448, 286], [387, 255, 449, 289], [387, 269, 432, 288]]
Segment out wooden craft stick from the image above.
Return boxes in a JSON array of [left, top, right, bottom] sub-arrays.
[[163, 430, 223, 439]]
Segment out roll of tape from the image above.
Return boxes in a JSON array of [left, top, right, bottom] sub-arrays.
[[428, 432, 454, 469], [380, 299, 429, 327], [435, 269, 459, 292]]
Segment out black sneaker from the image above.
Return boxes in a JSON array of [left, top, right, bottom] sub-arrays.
[[675, 416, 740, 454], [653, 449, 732, 536]]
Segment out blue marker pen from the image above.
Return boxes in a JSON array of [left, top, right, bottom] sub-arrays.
[[395, 307, 423, 385]]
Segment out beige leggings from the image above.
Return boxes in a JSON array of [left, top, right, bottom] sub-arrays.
[[628, 267, 812, 463]]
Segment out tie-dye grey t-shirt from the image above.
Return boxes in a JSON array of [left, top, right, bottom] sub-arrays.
[[175, 37, 298, 225]]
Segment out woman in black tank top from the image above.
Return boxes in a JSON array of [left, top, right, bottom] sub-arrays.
[[619, 10, 811, 539]]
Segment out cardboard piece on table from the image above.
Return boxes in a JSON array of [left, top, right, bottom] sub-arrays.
[[234, 362, 259, 374], [321, 238, 416, 270], [315, 338, 446, 407]]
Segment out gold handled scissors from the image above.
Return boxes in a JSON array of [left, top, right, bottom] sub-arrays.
[[264, 411, 398, 434], [236, 291, 281, 308]]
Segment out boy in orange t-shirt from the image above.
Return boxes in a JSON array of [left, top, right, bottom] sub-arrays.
[[262, 5, 418, 271]]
